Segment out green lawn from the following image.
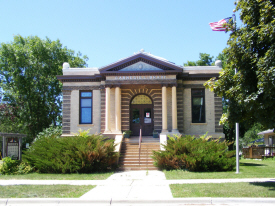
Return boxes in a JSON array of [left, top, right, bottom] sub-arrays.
[[170, 182, 275, 197], [0, 185, 95, 198], [165, 159, 275, 179], [0, 172, 113, 180]]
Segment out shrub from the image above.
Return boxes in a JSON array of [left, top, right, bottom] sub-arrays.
[[34, 124, 62, 142], [0, 157, 34, 175], [16, 160, 34, 174], [152, 134, 235, 172], [24, 131, 118, 173], [0, 157, 20, 175]]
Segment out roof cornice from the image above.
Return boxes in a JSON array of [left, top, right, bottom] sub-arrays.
[[56, 75, 105, 82], [99, 53, 183, 74]]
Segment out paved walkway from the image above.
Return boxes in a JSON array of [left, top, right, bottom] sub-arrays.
[[81, 170, 172, 200]]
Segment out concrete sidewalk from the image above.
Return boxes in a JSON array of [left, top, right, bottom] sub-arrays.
[[1, 170, 275, 205], [1, 170, 274, 186]]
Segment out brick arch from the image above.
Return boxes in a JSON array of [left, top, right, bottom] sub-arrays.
[[121, 87, 162, 132], [127, 88, 157, 105]]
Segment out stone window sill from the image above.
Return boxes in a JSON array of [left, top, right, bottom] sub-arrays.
[[77, 124, 94, 127], [191, 123, 207, 125]]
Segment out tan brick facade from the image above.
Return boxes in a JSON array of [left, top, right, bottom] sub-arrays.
[[58, 52, 224, 139]]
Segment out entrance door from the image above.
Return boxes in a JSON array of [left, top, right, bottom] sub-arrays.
[[130, 95, 154, 136]]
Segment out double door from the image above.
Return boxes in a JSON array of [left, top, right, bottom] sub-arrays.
[[130, 104, 153, 136]]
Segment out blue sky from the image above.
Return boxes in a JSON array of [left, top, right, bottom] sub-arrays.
[[1, 0, 240, 68]]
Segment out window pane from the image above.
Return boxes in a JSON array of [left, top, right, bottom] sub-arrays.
[[132, 109, 140, 124], [144, 108, 151, 124], [81, 108, 92, 123], [81, 99, 92, 107], [192, 105, 205, 123], [81, 92, 92, 97], [192, 89, 205, 123], [192, 90, 204, 96], [193, 97, 203, 106], [132, 95, 152, 104]]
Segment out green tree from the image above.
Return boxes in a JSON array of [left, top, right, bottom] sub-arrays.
[[239, 123, 264, 147], [205, 0, 275, 130], [0, 35, 88, 139], [184, 53, 214, 66], [0, 103, 21, 133]]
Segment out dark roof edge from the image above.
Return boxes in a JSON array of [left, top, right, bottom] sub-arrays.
[[99, 53, 183, 72], [56, 75, 105, 82]]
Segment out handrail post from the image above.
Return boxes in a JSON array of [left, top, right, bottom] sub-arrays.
[[139, 126, 142, 165]]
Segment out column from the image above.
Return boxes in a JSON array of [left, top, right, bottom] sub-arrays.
[[115, 86, 121, 133], [172, 85, 179, 133], [162, 85, 168, 133], [105, 86, 111, 132]]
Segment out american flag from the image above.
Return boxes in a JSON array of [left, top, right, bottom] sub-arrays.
[[209, 17, 233, 31]]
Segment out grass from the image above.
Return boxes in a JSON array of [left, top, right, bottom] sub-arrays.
[[0, 185, 95, 198], [0, 172, 114, 180], [164, 158, 275, 179], [170, 182, 275, 197]]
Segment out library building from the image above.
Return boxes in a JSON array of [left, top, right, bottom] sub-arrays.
[[57, 50, 224, 142]]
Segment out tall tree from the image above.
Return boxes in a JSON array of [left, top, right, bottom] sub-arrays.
[[205, 0, 275, 130], [0, 35, 88, 139], [184, 53, 214, 66]]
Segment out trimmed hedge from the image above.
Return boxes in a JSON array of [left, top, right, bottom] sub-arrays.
[[24, 132, 118, 173], [152, 134, 235, 172]]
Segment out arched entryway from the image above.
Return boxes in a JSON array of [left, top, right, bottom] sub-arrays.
[[130, 94, 154, 136]]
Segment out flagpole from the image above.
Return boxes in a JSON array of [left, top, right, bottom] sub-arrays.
[[232, 9, 240, 174]]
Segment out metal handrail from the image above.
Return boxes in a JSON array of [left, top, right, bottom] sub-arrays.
[[139, 126, 142, 165]]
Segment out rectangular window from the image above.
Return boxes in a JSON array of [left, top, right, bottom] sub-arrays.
[[80, 91, 92, 124], [192, 89, 205, 123]]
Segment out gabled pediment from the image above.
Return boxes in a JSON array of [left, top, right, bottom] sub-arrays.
[[120, 61, 162, 71], [99, 52, 183, 74]]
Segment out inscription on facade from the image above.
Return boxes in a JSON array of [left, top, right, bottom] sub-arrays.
[[114, 76, 166, 80]]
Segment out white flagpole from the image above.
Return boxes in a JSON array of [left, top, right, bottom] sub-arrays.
[[233, 10, 240, 174]]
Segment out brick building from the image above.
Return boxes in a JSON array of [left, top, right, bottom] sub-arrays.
[[57, 51, 224, 140]]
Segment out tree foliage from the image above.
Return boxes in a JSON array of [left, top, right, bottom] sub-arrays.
[[184, 53, 214, 66], [239, 122, 264, 147], [205, 0, 275, 129], [0, 35, 87, 139]]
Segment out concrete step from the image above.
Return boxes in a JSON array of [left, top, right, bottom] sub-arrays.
[[121, 149, 156, 152], [119, 159, 154, 162], [120, 155, 153, 159], [117, 138, 160, 171], [120, 150, 156, 154], [117, 166, 159, 171], [121, 150, 158, 153], [119, 161, 154, 165], [121, 145, 160, 148]]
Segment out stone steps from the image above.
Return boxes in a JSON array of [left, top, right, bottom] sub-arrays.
[[117, 137, 160, 171]]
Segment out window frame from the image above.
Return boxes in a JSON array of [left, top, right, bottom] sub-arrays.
[[79, 91, 93, 124], [191, 88, 205, 123]]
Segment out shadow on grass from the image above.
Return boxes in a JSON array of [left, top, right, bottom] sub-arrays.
[[250, 181, 275, 191], [240, 163, 266, 167]]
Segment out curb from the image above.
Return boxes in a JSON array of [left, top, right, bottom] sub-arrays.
[[1, 198, 275, 205]]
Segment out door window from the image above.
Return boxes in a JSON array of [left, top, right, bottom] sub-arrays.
[[144, 108, 152, 124], [132, 109, 140, 124]]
